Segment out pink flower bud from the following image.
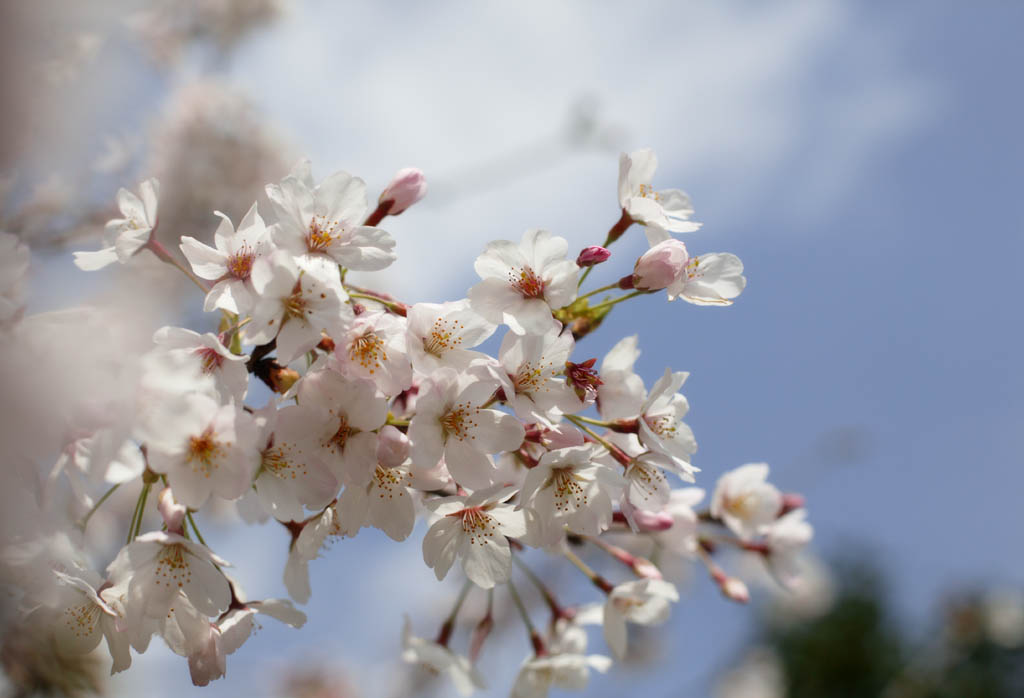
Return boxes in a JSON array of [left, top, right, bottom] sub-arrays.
[[576, 246, 611, 267], [376, 424, 410, 468], [378, 167, 427, 215], [158, 487, 186, 535], [631, 239, 689, 291]]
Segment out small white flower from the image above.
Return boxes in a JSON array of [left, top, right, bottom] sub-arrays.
[[601, 578, 679, 660], [331, 310, 412, 396], [764, 508, 814, 588], [617, 149, 700, 235], [711, 463, 782, 541], [596, 335, 646, 420], [152, 326, 250, 403], [495, 328, 582, 421], [401, 616, 486, 696], [638, 368, 698, 466], [336, 426, 416, 541], [179, 203, 273, 315], [422, 484, 526, 589], [673, 253, 746, 306], [519, 445, 623, 546], [246, 251, 351, 364], [409, 368, 525, 490], [51, 570, 131, 673], [467, 229, 578, 335], [511, 619, 611, 698], [74, 178, 159, 270], [140, 393, 260, 509], [266, 159, 396, 272], [406, 300, 496, 374]]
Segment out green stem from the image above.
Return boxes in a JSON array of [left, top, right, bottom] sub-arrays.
[[186, 511, 208, 547], [570, 414, 614, 428], [506, 578, 536, 636], [587, 290, 646, 314], [565, 415, 631, 467], [575, 281, 621, 302], [126, 483, 151, 544], [144, 239, 210, 294], [78, 483, 120, 531], [563, 547, 614, 594], [513, 555, 564, 617], [348, 291, 406, 315]]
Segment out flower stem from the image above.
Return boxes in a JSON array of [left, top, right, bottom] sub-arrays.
[[126, 482, 151, 545], [187, 510, 208, 547], [565, 415, 632, 467], [436, 580, 474, 646], [348, 291, 408, 317], [507, 578, 547, 656], [563, 547, 614, 594], [586, 290, 646, 314], [144, 239, 210, 293], [513, 554, 567, 620], [78, 483, 120, 531], [575, 281, 621, 302]]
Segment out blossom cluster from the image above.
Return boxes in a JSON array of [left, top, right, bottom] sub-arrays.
[[0, 148, 813, 695]]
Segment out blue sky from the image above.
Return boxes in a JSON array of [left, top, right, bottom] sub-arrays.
[[21, 1, 1024, 695]]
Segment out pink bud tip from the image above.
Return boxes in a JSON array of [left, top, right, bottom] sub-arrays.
[[157, 487, 186, 535], [779, 493, 806, 516], [576, 246, 611, 267], [722, 577, 750, 604], [632, 509, 675, 532], [379, 167, 427, 215], [632, 239, 689, 291]]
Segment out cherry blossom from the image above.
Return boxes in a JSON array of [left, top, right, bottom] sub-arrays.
[[406, 300, 496, 374], [246, 250, 351, 364], [401, 616, 486, 696], [331, 310, 412, 396], [74, 178, 160, 270], [468, 229, 578, 335], [710, 463, 783, 541], [266, 159, 396, 272], [152, 326, 250, 403], [673, 252, 747, 305], [617, 149, 700, 235], [511, 619, 611, 698], [179, 203, 273, 314], [409, 367, 525, 489], [422, 484, 526, 588], [600, 578, 680, 660]]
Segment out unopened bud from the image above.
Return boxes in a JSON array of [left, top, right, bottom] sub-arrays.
[[722, 577, 750, 604], [632, 239, 689, 291], [269, 365, 300, 394], [779, 492, 806, 516], [565, 358, 602, 402], [614, 509, 674, 532], [376, 424, 410, 468], [157, 487, 186, 535], [576, 246, 611, 267], [379, 168, 427, 215]]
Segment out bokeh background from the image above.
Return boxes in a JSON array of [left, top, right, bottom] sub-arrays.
[[3, 1, 1023, 696]]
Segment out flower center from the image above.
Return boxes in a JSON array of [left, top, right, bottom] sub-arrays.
[[644, 413, 678, 439], [63, 602, 101, 640], [449, 506, 498, 544], [373, 464, 407, 498], [637, 183, 661, 201], [508, 266, 546, 299], [423, 317, 464, 357], [350, 331, 388, 374], [440, 402, 479, 441], [262, 444, 305, 480], [545, 467, 588, 512], [627, 461, 667, 503], [284, 282, 309, 320], [187, 427, 223, 475], [194, 347, 223, 374], [329, 416, 352, 451], [226, 244, 255, 279], [153, 544, 192, 589], [307, 216, 342, 253]]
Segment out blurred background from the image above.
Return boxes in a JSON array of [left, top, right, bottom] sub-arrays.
[[2, 1, 1023, 696]]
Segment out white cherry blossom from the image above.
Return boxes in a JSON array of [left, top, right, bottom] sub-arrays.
[[673, 252, 747, 306], [618, 149, 700, 235], [764, 508, 814, 587], [600, 578, 679, 660], [266, 159, 396, 272], [152, 326, 249, 403], [638, 368, 698, 466], [467, 229, 578, 335], [140, 393, 260, 509], [422, 484, 526, 588], [596, 335, 646, 420], [284, 369, 387, 486], [494, 328, 582, 421], [106, 531, 231, 620], [179, 203, 273, 314], [406, 300, 496, 374], [409, 368, 525, 490], [252, 403, 339, 522], [401, 616, 486, 696], [51, 570, 131, 673], [336, 425, 416, 541], [519, 445, 623, 546], [246, 251, 351, 364], [511, 619, 611, 698], [74, 178, 159, 270], [331, 310, 412, 396], [710, 463, 783, 540]]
